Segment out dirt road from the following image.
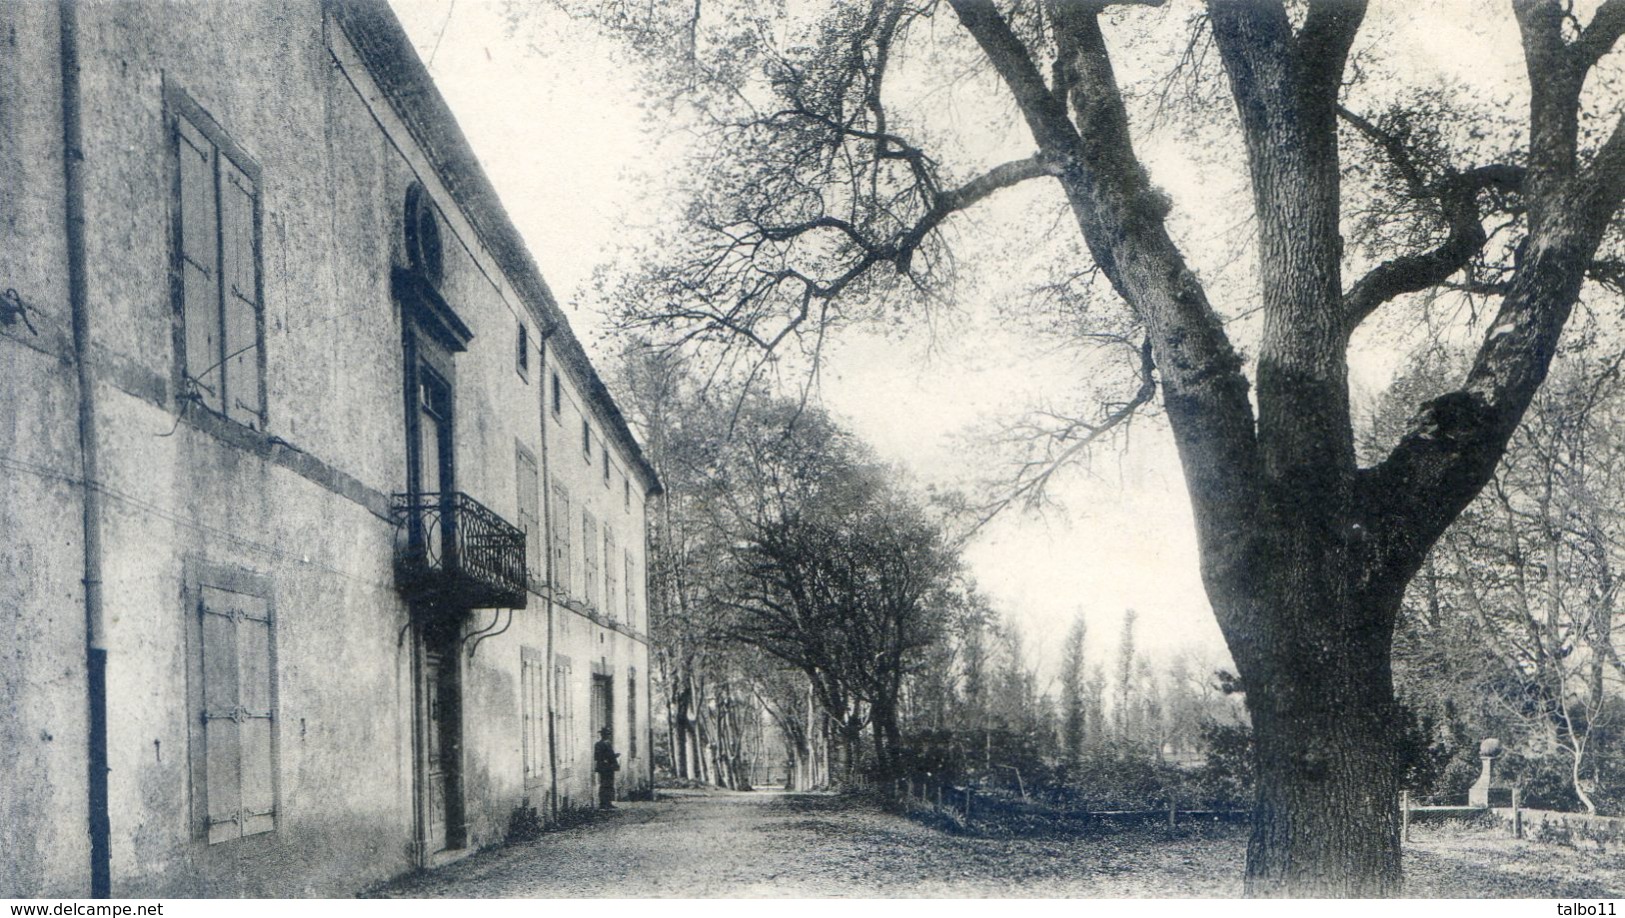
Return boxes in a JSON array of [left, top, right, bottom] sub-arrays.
[[370, 789, 1624, 898]]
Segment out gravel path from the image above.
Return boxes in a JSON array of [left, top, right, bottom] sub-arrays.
[[369, 790, 1625, 898], [374, 790, 1246, 898]]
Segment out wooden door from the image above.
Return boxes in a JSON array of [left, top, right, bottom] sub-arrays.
[[424, 649, 448, 853]]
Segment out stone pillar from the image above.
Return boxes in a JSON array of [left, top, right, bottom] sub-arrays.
[[1469, 737, 1502, 807]]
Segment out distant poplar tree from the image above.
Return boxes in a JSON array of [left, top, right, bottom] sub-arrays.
[[1115, 609, 1138, 749], [1060, 614, 1088, 764]]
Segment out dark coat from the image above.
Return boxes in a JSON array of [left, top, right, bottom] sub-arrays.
[[594, 738, 620, 774]]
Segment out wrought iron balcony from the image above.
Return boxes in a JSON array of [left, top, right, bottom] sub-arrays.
[[392, 491, 528, 610]]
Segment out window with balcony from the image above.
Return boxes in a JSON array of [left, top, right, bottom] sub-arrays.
[[392, 338, 525, 610]]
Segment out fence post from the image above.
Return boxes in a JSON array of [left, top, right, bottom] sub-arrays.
[[1168, 796, 1177, 829], [964, 788, 972, 821], [936, 784, 942, 809], [1512, 788, 1523, 839], [1401, 790, 1410, 843]]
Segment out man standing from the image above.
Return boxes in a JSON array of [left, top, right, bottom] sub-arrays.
[[593, 727, 620, 810]]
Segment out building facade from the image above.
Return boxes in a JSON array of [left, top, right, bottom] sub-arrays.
[[0, 0, 657, 898]]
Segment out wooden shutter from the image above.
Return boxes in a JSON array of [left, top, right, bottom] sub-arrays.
[[200, 585, 275, 843], [219, 159, 261, 427], [554, 656, 574, 781], [200, 587, 240, 844], [517, 449, 540, 580], [177, 118, 223, 413], [567, 659, 577, 778], [604, 532, 617, 621], [522, 648, 546, 788], [625, 551, 636, 625], [552, 485, 571, 595], [237, 595, 275, 837], [583, 513, 598, 607]]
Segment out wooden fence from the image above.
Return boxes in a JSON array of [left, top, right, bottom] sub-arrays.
[[891, 777, 1248, 828]]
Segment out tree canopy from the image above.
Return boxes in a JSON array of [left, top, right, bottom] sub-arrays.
[[542, 0, 1625, 896]]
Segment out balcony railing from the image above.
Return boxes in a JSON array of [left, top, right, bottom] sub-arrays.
[[392, 491, 528, 610]]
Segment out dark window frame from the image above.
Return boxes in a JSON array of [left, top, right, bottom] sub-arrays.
[[166, 84, 267, 431], [551, 371, 562, 419], [403, 328, 457, 505], [627, 667, 638, 759], [516, 322, 530, 382]]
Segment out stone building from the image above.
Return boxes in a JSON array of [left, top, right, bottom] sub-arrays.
[[0, 0, 658, 897]]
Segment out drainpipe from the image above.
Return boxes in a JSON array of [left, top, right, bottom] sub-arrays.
[[60, 0, 111, 898], [536, 322, 558, 822]]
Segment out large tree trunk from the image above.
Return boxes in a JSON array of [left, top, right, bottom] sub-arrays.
[[1237, 584, 1403, 896], [837, 716, 865, 787], [869, 697, 902, 783]]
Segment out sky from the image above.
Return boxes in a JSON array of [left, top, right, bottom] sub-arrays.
[[386, 0, 1531, 681]]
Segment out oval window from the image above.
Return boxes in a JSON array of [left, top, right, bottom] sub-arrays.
[[405, 183, 443, 286]]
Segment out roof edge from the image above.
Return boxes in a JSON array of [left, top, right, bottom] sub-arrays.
[[328, 0, 662, 496]]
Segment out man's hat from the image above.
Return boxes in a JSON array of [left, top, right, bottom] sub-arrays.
[[600, 727, 613, 737]]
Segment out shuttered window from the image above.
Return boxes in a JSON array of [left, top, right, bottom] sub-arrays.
[[604, 531, 618, 622], [625, 551, 636, 627], [197, 583, 276, 843], [551, 484, 572, 596], [516, 447, 540, 584], [173, 98, 263, 428], [554, 655, 575, 782], [582, 512, 599, 608], [521, 647, 547, 790]]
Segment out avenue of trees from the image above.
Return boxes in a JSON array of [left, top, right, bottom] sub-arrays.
[[622, 346, 1247, 804], [625, 348, 959, 790], [531, 0, 1625, 896]]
